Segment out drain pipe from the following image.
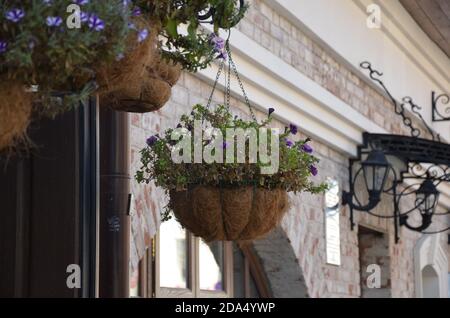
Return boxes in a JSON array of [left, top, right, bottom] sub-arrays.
[[99, 107, 130, 298]]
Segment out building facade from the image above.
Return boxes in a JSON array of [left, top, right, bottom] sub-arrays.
[[129, 0, 450, 298]]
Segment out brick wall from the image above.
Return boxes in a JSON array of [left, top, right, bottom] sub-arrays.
[[129, 0, 449, 298]]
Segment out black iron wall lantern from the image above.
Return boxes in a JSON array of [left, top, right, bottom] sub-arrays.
[[342, 150, 391, 211], [399, 179, 439, 232], [361, 150, 390, 200], [342, 62, 450, 243]]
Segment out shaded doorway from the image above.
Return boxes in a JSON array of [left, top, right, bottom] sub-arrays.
[[0, 98, 98, 297], [358, 226, 391, 298]]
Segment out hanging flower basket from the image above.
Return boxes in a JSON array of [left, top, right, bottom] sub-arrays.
[[0, 1, 136, 151], [170, 186, 288, 241], [136, 39, 326, 242], [136, 103, 327, 242], [98, 28, 182, 113], [0, 82, 32, 151], [0, 1, 247, 150]]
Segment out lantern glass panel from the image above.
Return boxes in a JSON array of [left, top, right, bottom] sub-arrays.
[[363, 164, 387, 193]]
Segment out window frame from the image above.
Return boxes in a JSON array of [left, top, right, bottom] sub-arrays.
[[154, 231, 234, 298], [130, 228, 272, 298]]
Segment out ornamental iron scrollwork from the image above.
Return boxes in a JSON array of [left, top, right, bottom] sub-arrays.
[[360, 62, 441, 141], [432, 91, 450, 122], [343, 133, 450, 243]]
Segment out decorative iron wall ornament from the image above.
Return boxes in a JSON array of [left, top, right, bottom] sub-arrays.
[[432, 91, 450, 122], [360, 62, 441, 141], [343, 63, 450, 243]]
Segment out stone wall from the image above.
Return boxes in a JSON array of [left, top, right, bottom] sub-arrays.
[[129, 0, 449, 298]]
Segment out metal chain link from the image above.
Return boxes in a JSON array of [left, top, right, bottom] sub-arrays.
[[225, 41, 257, 122], [206, 32, 257, 123], [206, 58, 225, 110], [226, 48, 231, 110]]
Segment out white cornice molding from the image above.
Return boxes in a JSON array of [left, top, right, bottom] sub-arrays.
[[196, 26, 386, 157], [358, 0, 450, 84], [263, 0, 450, 141], [352, 0, 450, 105], [264, 0, 450, 88]]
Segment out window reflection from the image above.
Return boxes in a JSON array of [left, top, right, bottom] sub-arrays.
[[129, 267, 140, 297], [159, 218, 188, 288], [199, 240, 224, 291]]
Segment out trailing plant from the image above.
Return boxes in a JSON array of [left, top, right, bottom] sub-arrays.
[[0, 1, 247, 150], [135, 0, 248, 71], [0, 0, 139, 115], [136, 105, 328, 221], [0, 1, 247, 115]]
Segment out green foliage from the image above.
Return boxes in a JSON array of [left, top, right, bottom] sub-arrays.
[[136, 0, 248, 71], [0, 0, 132, 115], [0, 1, 248, 116], [136, 104, 328, 207]]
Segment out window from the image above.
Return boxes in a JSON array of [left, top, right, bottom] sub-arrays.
[[159, 219, 190, 290], [155, 218, 233, 298], [130, 218, 271, 298], [130, 247, 151, 298]]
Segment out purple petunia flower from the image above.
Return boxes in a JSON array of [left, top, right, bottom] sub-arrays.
[[301, 144, 313, 154], [310, 165, 318, 176], [210, 34, 225, 52], [132, 8, 142, 16], [88, 15, 105, 31], [210, 34, 228, 60], [268, 108, 275, 115], [217, 50, 228, 61], [46, 16, 63, 27], [80, 11, 90, 23], [138, 28, 149, 43], [146, 135, 158, 147], [6, 8, 25, 23], [0, 41, 8, 54], [74, 0, 89, 5], [289, 124, 298, 135], [285, 140, 294, 148]]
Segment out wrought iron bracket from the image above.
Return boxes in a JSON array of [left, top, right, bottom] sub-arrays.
[[360, 62, 443, 142], [432, 91, 450, 122], [344, 133, 450, 243]]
